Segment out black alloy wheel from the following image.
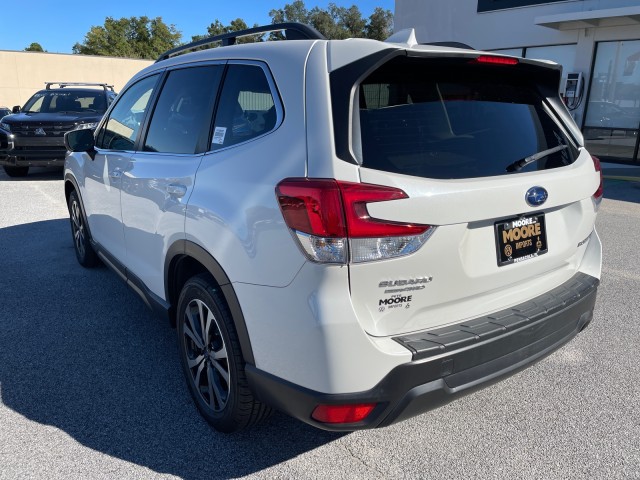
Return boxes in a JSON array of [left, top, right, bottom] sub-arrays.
[[177, 274, 272, 432], [68, 190, 98, 267]]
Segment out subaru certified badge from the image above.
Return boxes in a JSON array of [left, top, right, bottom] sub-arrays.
[[35, 127, 46, 136], [525, 186, 548, 207]]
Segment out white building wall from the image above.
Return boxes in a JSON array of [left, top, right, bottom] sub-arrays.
[[395, 0, 640, 50], [394, 0, 640, 159]]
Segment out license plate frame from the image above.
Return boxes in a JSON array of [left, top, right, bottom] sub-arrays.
[[495, 213, 548, 267]]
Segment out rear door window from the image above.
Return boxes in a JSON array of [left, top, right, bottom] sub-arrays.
[[143, 66, 222, 155], [211, 64, 279, 150], [355, 56, 577, 179]]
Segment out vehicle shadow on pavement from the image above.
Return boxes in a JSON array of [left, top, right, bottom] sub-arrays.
[[0, 219, 345, 479], [602, 177, 640, 204], [0, 167, 64, 181]]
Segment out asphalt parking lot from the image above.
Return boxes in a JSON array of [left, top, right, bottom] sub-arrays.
[[0, 166, 639, 480]]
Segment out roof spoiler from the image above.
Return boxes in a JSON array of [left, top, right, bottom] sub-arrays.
[[385, 28, 475, 50], [156, 22, 326, 62]]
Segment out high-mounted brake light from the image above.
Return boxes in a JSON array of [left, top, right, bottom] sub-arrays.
[[473, 55, 519, 66], [311, 403, 376, 424], [591, 154, 603, 209], [276, 179, 435, 264]]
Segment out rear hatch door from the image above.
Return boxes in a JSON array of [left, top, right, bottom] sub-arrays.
[[338, 53, 600, 337]]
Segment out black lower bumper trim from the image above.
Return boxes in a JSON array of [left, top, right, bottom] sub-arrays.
[[0, 153, 66, 166], [246, 272, 599, 431]]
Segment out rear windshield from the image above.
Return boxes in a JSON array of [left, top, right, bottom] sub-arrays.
[[356, 56, 577, 179]]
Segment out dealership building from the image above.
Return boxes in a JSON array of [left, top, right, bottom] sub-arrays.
[[395, 0, 640, 163], [0, 50, 151, 109]]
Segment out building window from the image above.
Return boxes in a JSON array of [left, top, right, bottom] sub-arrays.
[[584, 40, 640, 161], [477, 0, 569, 13], [525, 44, 577, 94], [490, 48, 524, 57]]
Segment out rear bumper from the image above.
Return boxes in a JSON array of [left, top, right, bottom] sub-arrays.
[[247, 272, 598, 431]]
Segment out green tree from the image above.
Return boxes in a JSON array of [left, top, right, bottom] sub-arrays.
[[191, 18, 262, 45], [25, 42, 45, 52], [365, 7, 394, 41], [72, 16, 181, 59], [269, 1, 392, 40]]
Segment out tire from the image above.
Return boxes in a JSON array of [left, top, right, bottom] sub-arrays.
[[177, 274, 272, 433], [68, 190, 99, 267], [3, 166, 29, 177]]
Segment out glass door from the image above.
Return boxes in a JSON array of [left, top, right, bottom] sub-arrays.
[[583, 40, 640, 163]]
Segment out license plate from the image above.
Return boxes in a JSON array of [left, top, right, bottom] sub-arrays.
[[495, 213, 548, 267]]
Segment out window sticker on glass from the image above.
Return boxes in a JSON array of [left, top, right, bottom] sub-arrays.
[[212, 126, 227, 145]]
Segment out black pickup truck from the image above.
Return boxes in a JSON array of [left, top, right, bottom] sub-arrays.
[[0, 82, 116, 177]]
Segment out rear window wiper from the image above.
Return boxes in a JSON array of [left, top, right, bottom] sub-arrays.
[[506, 144, 568, 172]]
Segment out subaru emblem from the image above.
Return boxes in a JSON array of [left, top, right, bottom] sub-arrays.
[[525, 186, 548, 207], [35, 127, 46, 136]]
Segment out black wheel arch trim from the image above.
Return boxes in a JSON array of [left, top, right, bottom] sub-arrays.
[[165, 240, 255, 366]]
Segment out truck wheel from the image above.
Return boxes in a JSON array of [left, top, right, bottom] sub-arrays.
[[3, 166, 29, 177], [177, 274, 272, 432]]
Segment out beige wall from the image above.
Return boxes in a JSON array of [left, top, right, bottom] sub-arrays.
[[0, 50, 152, 108]]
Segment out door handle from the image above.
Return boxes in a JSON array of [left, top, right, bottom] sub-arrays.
[[166, 183, 187, 198]]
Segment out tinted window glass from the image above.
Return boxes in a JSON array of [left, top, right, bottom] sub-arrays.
[[144, 66, 221, 154], [97, 75, 158, 151], [22, 91, 109, 113], [211, 65, 277, 150], [585, 40, 640, 130], [358, 57, 576, 179]]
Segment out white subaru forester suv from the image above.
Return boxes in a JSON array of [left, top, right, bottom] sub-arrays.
[[64, 23, 602, 433]]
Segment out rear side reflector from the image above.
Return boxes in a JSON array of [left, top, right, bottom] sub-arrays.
[[311, 403, 376, 424], [473, 55, 519, 66], [276, 179, 434, 264], [591, 154, 603, 208]]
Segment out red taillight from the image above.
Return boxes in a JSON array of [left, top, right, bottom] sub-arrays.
[[473, 55, 519, 66], [338, 182, 430, 238], [276, 179, 430, 238], [276, 179, 346, 237], [591, 154, 604, 201], [311, 403, 376, 424], [276, 178, 434, 263]]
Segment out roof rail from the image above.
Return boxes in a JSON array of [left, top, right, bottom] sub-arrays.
[[45, 82, 115, 91], [156, 22, 326, 62]]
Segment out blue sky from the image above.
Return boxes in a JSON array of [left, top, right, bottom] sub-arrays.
[[2, 1, 395, 54]]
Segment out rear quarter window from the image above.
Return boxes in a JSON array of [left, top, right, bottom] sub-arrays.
[[354, 56, 577, 179]]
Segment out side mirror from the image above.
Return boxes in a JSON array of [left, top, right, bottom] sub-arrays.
[[65, 128, 96, 159], [12, 106, 21, 113]]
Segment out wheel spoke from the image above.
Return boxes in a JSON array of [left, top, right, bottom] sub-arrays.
[[208, 364, 224, 409], [193, 357, 206, 387], [197, 300, 208, 346], [212, 344, 227, 361], [204, 310, 214, 345], [184, 310, 204, 350], [71, 203, 81, 228], [187, 354, 205, 369], [211, 359, 229, 384]]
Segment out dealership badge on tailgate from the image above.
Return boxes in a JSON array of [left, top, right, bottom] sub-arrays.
[[495, 214, 548, 266]]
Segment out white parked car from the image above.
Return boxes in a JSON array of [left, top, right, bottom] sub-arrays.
[[64, 23, 602, 433]]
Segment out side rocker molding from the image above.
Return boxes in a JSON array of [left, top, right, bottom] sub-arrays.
[[165, 240, 256, 366]]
